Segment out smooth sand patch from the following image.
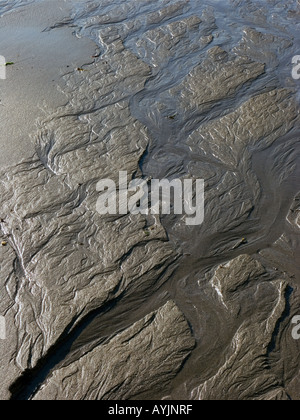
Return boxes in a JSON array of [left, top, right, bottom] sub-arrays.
[[0, 0, 96, 168]]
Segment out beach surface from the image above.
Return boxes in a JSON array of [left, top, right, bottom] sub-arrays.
[[0, 0, 299, 401], [0, 0, 95, 167]]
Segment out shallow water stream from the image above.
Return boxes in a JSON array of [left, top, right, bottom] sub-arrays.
[[1, 0, 300, 401]]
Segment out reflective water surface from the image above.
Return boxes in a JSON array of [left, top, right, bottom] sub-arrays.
[[1, 0, 300, 400]]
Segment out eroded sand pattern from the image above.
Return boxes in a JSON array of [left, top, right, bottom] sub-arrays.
[[0, 0, 299, 400]]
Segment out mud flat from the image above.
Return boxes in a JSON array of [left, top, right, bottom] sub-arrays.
[[0, 0, 300, 400], [0, 0, 96, 167]]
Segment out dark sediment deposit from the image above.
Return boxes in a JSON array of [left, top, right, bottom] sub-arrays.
[[0, 0, 300, 400]]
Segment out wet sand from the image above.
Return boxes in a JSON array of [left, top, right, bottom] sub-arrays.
[[0, 0, 299, 401], [0, 0, 96, 167]]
